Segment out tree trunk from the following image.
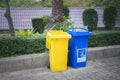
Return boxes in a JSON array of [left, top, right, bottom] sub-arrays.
[[52, 0, 63, 23], [4, 0, 15, 36], [46, 0, 63, 29]]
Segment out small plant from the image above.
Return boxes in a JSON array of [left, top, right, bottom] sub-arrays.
[[15, 29, 35, 37], [15, 28, 47, 38], [103, 6, 118, 30], [51, 19, 74, 31], [15, 29, 26, 36], [82, 8, 98, 31]]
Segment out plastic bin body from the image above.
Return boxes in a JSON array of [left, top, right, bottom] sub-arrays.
[[67, 29, 91, 68], [46, 31, 71, 72]]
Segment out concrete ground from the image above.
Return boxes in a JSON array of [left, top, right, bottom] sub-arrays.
[[0, 57, 120, 80]]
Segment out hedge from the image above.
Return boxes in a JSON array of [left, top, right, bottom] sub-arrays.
[[32, 17, 47, 33], [0, 36, 46, 58], [103, 7, 117, 30], [82, 8, 98, 31], [0, 30, 120, 58], [89, 30, 120, 47]]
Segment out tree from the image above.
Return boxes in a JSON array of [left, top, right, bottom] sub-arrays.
[[47, 0, 63, 29], [4, 0, 15, 36]]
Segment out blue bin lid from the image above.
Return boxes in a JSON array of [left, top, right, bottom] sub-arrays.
[[67, 29, 92, 36]]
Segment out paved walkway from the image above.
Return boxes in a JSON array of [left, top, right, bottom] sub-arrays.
[[0, 57, 120, 80]]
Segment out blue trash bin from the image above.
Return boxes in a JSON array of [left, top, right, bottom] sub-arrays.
[[67, 29, 92, 68]]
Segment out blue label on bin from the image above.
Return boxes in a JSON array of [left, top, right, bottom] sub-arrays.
[[77, 48, 87, 62]]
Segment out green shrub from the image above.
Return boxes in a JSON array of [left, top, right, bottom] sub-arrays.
[[0, 36, 46, 58], [89, 30, 120, 47], [82, 8, 98, 31], [32, 15, 48, 33], [63, 6, 69, 19], [103, 7, 118, 30]]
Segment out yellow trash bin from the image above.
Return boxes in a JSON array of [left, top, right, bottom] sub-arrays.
[[46, 30, 71, 72]]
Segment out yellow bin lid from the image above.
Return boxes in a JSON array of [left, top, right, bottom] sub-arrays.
[[47, 30, 71, 39]]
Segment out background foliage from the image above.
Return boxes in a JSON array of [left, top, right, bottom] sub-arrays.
[[1, 0, 120, 8], [92, 0, 120, 8]]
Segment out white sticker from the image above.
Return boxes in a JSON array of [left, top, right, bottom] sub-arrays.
[[77, 48, 87, 62]]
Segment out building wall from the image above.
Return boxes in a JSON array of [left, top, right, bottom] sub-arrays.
[[0, 8, 120, 30]]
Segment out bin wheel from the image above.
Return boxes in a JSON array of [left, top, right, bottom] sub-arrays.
[[47, 63, 50, 69]]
